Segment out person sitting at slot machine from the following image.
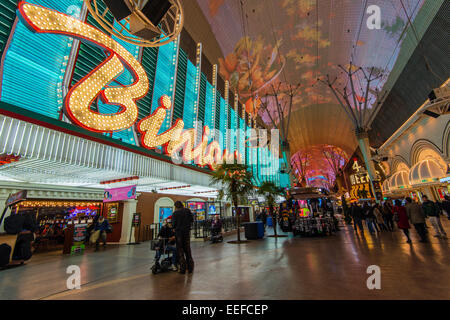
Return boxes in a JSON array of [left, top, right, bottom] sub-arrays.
[[155, 217, 178, 271], [211, 215, 222, 235]]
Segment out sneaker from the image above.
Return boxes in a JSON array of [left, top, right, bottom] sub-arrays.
[[406, 240, 412, 243], [169, 265, 178, 271], [433, 234, 441, 237]]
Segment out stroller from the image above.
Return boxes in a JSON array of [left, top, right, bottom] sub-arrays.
[[150, 238, 177, 274]]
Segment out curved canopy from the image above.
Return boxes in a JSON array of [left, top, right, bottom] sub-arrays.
[[389, 171, 411, 192], [195, 0, 428, 169], [409, 159, 445, 186]]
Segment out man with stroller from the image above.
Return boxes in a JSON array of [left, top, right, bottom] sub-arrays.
[[173, 201, 194, 274], [155, 218, 178, 271]]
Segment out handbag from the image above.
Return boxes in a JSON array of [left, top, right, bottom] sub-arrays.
[[106, 224, 113, 234], [393, 213, 400, 222]]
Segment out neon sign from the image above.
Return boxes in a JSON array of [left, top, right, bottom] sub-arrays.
[[18, 2, 242, 169]]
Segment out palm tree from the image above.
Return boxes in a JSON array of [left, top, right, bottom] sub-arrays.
[[210, 163, 254, 243], [258, 181, 285, 237]]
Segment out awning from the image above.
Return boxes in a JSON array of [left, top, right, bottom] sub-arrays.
[[389, 171, 412, 192], [409, 159, 445, 186]]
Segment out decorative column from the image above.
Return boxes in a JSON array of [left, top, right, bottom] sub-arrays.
[[119, 199, 138, 244], [357, 130, 379, 202]]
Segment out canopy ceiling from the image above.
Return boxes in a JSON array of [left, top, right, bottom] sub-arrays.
[[195, 0, 434, 181]]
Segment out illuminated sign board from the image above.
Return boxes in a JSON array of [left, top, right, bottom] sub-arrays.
[[18, 2, 243, 170]]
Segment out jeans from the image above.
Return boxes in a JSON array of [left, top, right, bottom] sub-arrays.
[[384, 217, 394, 231], [95, 231, 107, 250], [429, 216, 447, 237], [353, 218, 364, 232], [402, 228, 411, 241], [366, 219, 376, 233], [413, 223, 427, 241], [176, 232, 194, 272], [155, 245, 177, 265]]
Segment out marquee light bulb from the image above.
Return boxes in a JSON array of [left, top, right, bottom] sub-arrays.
[[19, 2, 149, 133]]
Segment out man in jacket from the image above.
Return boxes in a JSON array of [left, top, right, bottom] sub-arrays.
[[442, 195, 450, 220], [351, 203, 364, 234], [405, 197, 427, 242], [422, 195, 447, 238], [172, 201, 194, 274]]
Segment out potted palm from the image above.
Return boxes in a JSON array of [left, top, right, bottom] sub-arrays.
[[210, 163, 254, 243], [257, 181, 285, 237]]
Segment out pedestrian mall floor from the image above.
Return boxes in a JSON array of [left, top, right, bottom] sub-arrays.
[[1, 220, 449, 300]]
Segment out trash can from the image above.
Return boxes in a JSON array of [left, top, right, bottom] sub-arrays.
[[267, 216, 273, 227], [256, 221, 264, 239], [243, 222, 258, 240]]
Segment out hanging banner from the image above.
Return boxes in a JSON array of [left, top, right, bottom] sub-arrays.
[[104, 185, 137, 203]]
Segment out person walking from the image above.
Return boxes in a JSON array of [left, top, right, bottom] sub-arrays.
[[351, 203, 364, 234], [373, 204, 387, 231], [382, 202, 395, 231], [261, 209, 267, 229], [422, 195, 447, 239], [441, 195, 450, 220], [364, 203, 378, 234], [405, 197, 427, 242], [393, 200, 412, 243], [172, 201, 194, 274]]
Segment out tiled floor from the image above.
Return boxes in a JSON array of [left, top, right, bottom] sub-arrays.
[[1, 219, 449, 300]]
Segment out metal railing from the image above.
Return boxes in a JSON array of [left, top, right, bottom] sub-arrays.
[[192, 217, 240, 239], [139, 217, 241, 241]]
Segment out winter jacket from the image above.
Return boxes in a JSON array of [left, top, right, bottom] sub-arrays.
[[405, 202, 426, 224], [94, 219, 110, 232], [393, 205, 410, 229], [173, 208, 193, 234], [422, 201, 440, 217]]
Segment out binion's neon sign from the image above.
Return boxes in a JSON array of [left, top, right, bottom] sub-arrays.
[[18, 2, 242, 170]]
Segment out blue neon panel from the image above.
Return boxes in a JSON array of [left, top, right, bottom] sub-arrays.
[[1, 0, 83, 119], [219, 97, 227, 150], [183, 59, 197, 130], [152, 41, 176, 134], [204, 81, 214, 133], [229, 108, 237, 152]]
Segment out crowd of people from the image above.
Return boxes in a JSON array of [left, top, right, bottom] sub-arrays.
[[349, 195, 450, 242]]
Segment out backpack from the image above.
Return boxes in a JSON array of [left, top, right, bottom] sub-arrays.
[[12, 234, 33, 261], [4, 214, 25, 235], [0, 243, 11, 268]]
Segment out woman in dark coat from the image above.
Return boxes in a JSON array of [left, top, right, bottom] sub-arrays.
[[393, 200, 411, 243]]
